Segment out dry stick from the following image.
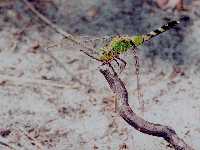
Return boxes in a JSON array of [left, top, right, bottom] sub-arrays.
[[0, 137, 17, 150], [0, 140, 16, 150], [16, 127, 44, 150], [99, 65, 194, 150], [41, 47, 89, 87], [0, 74, 78, 89], [22, 0, 101, 61], [22, 0, 101, 87]]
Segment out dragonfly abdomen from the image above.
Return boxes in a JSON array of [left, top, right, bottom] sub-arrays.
[[143, 20, 180, 42]]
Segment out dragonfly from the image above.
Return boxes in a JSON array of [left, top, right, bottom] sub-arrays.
[[24, 1, 182, 110], [82, 20, 180, 66], [49, 20, 180, 109], [62, 20, 180, 109]]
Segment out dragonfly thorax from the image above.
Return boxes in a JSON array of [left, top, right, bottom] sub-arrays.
[[99, 36, 134, 62]]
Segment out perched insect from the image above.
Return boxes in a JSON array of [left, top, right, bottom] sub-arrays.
[[84, 20, 180, 110], [97, 20, 180, 69], [51, 20, 180, 111]]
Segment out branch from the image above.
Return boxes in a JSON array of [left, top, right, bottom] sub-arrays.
[[99, 65, 194, 150], [0, 74, 78, 89], [0, 141, 16, 150], [21, 0, 100, 87], [22, 0, 101, 62], [16, 127, 44, 150]]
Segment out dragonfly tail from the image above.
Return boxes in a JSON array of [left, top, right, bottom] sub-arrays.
[[143, 20, 180, 42]]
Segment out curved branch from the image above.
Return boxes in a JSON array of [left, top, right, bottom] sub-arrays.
[[99, 65, 194, 150]]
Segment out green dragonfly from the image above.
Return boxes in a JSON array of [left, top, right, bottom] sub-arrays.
[[74, 20, 180, 108], [51, 20, 180, 109], [24, 1, 182, 110], [77, 20, 180, 70]]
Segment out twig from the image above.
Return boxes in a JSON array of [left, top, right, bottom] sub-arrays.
[[0, 141, 15, 150], [0, 74, 79, 89], [0, 137, 16, 150], [22, 0, 101, 62], [99, 65, 194, 150], [40, 47, 90, 87], [16, 127, 44, 150], [21, 0, 75, 39], [22, 0, 101, 87]]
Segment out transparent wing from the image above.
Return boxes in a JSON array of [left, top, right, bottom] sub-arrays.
[[78, 35, 113, 49], [48, 35, 113, 59], [57, 35, 113, 48]]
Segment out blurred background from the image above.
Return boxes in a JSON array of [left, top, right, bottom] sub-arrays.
[[0, 0, 200, 150]]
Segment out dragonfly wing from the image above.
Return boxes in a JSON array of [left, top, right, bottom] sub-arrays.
[[76, 35, 114, 59], [53, 35, 113, 59], [78, 35, 113, 49]]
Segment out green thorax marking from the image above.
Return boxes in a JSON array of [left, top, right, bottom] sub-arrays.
[[111, 36, 132, 53], [110, 35, 144, 53], [100, 36, 133, 53], [98, 35, 145, 62]]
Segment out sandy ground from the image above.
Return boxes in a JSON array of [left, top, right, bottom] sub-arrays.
[[0, 0, 200, 150]]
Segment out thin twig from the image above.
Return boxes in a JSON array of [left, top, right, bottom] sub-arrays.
[[0, 137, 16, 150], [0, 141, 15, 150], [99, 65, 194, 150], [0, 74, 79, 89], [41, 47, 90, 87], [22, 0, 101, 62], [16, 127, 44, 150], [22, 0, 101, 87]]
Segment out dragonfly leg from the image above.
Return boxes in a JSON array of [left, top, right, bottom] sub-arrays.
[[131, 47, 144, 114], [113, 58, 120, 67], [116, 57, 127, 74], [80, 49, 102, 62]]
